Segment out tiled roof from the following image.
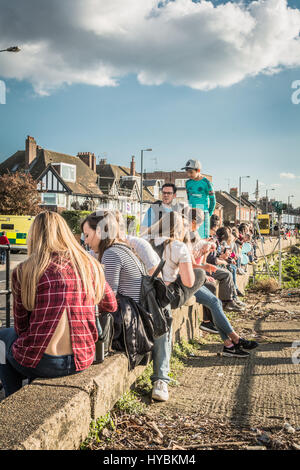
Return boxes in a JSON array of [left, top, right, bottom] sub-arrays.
[[0, 147, 102, 197], [96, 163, 155, 202]]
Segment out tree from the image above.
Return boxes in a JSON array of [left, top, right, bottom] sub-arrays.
[[0, 172, 42, 215]]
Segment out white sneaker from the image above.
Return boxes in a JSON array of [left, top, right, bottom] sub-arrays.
[[152, 380, 169, 402]]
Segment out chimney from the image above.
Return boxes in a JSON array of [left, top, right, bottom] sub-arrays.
[[230, 187, 238, 198], [25, 135, 37, 168], [130, 156, 136, 176], [77, 152, 96, 172]]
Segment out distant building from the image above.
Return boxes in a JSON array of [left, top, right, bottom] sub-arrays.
[[216, 188, 258, 224], [96, 156, 155, 218], [143, 170, 212, 204]]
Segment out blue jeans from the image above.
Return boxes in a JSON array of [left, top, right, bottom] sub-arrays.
[[194, 287, 234, 341], [0, 249, 6, 264], [151, 328, 172, 385], [0, 328, 80, 397], [228, 264, 238, 290], [151, 305, 172, 384]]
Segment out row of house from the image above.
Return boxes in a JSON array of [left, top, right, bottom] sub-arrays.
[[0, 136, 156, 220], [215, 188, 260, 224], [0, 135, 260, 225]]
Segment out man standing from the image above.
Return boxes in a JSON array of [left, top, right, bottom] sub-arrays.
[[0, 231, 10, 265], [182, 159, 216, 238]]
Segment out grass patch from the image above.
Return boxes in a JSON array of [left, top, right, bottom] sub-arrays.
[[114, 390, 147, 415], [80, 412, 115, 449], [250, 253, 300, 290]]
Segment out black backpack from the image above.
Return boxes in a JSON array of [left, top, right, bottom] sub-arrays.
[[112, 243, 173, 337]]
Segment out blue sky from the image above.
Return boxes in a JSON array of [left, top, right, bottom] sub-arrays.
[[0, 0, 300, 207]]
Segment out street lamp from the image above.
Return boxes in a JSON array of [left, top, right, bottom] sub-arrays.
[[0, 46, 21, 53], [140, 148, 152, 225], [288, 195, 294, 227], [239, 175, 250, 222], [265, 188, 275, 213]]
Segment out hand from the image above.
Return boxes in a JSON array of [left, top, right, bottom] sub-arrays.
[[207, 276, 216, 283], [202, 263, 218, 273]]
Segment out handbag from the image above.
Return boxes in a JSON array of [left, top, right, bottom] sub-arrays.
[[168, 267, 206, 310]]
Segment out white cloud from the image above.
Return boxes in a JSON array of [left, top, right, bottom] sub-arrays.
[[0, 0, 300, 95], [280, 172, 296, 179]]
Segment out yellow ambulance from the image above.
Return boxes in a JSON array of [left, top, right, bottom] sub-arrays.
[[0, 215, 35, 251]]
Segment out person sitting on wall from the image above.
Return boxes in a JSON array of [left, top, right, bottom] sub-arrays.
[[0, 211, 117, 398]]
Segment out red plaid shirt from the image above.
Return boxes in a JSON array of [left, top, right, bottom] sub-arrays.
[[12, 256, 117, 370]]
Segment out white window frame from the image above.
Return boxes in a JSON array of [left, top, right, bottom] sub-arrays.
[[60, 163, 76, 183], [42, 192, 66, 207], [175, 178, 187, 187]]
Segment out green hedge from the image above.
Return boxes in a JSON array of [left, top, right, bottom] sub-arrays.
[[61, 210, 92, 234]]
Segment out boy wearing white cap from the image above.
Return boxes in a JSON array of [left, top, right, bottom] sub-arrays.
[[181, 159, 216, 238]]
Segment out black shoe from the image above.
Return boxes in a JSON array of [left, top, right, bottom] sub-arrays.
[[222, 344, 250, 358], [200, 321, 218, 334], [223, 300, 244, 312], [237, 337, 258, 350]]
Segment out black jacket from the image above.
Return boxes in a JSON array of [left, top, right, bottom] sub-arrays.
[[112, 293, 154, 370]]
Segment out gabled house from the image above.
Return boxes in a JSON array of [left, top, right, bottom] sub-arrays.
[[0, 136, 103, 212], [96, 156, 155, 217]]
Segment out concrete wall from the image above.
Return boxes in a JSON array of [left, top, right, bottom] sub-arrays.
[[0, 236, 297, 450]]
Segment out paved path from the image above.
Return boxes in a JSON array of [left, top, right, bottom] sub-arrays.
[[149, 317, 300, 435]]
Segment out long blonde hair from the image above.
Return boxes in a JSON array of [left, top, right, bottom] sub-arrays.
[[14, 211, 105, 311]]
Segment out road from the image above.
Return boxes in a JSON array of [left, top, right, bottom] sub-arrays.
[[0, 252, 27, 328]]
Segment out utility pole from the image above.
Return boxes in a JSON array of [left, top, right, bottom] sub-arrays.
[[278, 212, 282, 288]]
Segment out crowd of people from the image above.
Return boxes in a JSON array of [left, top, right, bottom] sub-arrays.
[[0, 204, 260, 403], [0, 159, 266, 403]]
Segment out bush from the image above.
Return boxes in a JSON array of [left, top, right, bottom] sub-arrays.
[[61, 210, 92, 234], [253, 278, 280, 293]]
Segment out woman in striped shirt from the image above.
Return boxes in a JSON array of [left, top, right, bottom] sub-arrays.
[[81, 211, 172, 402]]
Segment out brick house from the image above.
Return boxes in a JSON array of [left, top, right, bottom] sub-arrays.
[[216, 189, 252, 224], [0, 136, 103, 212], [143, 170, 212, 204]]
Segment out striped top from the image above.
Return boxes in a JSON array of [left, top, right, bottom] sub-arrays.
[[101, 244, 144, 303]]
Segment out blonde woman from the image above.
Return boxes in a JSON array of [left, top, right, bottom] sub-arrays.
[[0, 211, 117, 398], [149, 212, 258, 358]]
